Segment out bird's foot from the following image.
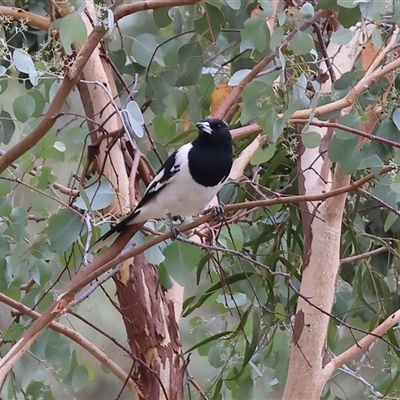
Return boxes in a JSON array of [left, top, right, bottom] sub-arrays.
[[167, 213, 181, 240], [204, 206, 225, 221]]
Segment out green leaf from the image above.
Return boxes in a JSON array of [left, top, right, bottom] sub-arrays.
[[228, 69, 251, 87], [226, 0, 241, 10], [336, 113, 361, 140], [217, 292, 247, 308], [3, 323, 24, 341], [25, 382, 52, 400], [358, 154, 383, 176], [328, 136, 362, 174], [371, 27, 383, 49], [131, 33, 164, 67], [4, 223, 30, 241], [126, 100, 144, 138], [12, 49, 38, 86], [59, 12, 87, 55], [13, 95, 35, 123], [250, 144, 276, 165], [176, 42, 203, 87], [300, 2, 314, 21], [240, 18, 270, 53], [153, 8, 172, 28], [74, 178, 115, 211], [289, 31, 314, 55], [270, 26, 285, 49], [0, 109, 15, 144], [302, 132, 321, 148], [29, 90, 45, 118], [163, 241, 202, 286], [72, 364, 89, 392], [194, 3, 224, 41], [9, 207, 28, 226], [47, 209, 84, 253], [384, 213, 397, 232], [32, 368, 49, 383], [219, 224, 244, 250], [31, 259, 53, 285], [144, 244, 165, 264], [331, 28, 353, 45], [208, 344, 227, 368], [82, 361, 96, 382], [337, 0, 358, 8], [34, 165, 57, 189], [0, 196, 12, 216], [392, 108, 400, 131], [158, 263, 173, 290]]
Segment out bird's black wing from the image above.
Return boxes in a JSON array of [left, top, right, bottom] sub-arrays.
[[135, 148, 181, 210], [95, 149, 181, 241]]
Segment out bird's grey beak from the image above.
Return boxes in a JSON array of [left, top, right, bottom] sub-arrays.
[[196, 121, 212, 134]]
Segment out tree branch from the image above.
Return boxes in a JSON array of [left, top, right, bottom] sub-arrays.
[[292, 119, 400, 149], [0, 6, 50, 30], [325, 308, 400, 379], [214, 10, 324, 119], [0, 293, 138, 392], [340, 245, 390, 265]]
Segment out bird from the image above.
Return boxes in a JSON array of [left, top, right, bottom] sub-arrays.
[[92, 117, 233, 251]]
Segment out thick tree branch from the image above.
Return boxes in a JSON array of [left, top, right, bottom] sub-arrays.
[[0, 6, 50, 30], [0, 293, 138, 392]]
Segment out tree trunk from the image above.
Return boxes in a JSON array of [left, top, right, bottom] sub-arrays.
[[114, 254, 184, 400]]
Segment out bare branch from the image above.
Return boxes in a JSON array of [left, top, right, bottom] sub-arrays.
[[340, 245, 391, 265], [0, 293, 138, 392], [326, 308, 400, 378], [0, 6, 50, 30]]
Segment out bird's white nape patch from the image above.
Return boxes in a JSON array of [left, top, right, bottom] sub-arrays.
[[196, 121, 212, 134]]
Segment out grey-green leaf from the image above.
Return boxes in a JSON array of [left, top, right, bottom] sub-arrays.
[[163, 241, 202, 286], [47, 209, 84, 253], [74, 178, 115, 211]]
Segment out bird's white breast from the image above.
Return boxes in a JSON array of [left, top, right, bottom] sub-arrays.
[[133, 143, 225, 223]]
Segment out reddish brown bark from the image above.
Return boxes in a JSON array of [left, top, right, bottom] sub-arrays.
[[114, 254, 184, 400]]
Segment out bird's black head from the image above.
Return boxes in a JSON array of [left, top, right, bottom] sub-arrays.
[[195, 118, 232, 146]]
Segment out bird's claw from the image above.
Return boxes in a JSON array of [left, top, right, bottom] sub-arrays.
[[167, 213, 181, 240], [204, 206, 225, 221]]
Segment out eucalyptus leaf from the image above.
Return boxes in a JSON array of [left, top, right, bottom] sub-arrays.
[[289, 31, 314, 55], [163, 241, 202, 286], [331, 28, 353, 45], [59, 12, 87, 55], [302, 132, 321, 148], [47, 209, 84, 253], [74, 178, 115, 211], [13, 95, 35, 123], [125, 100, 144, 138]]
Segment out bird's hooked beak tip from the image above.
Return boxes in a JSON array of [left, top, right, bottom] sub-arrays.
[[196, 121, 212, 134]]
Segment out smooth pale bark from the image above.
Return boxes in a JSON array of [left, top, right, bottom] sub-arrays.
[[283, 24, 375, 400]]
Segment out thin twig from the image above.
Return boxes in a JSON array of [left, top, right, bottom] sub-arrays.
[[358, 188, 400, 217], [177, 237, 290, 278], [340, 245, 390, 265], [292, 119, 400, 149]]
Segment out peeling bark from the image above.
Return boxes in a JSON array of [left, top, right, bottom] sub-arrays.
[[114, 254, 184, 400]]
